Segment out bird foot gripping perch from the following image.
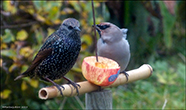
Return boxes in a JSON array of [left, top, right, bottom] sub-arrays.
[[43, 77, 65, 96], [120, 71, 129, 81], [41, 76, 81, 96], [62, 76, 81, 96]]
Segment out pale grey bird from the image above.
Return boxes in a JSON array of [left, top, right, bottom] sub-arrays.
[[95, 22, 130, 81]]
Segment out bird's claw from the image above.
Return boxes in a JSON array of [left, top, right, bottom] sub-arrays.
[[43, 77, 64, 96], [69, 82, 80, 96], [60, 85, 65, 91], [54, 84, 64, 96], [76, 83, 81, 88], [120, 71, 129, 81], [63, 76, 80, 95]]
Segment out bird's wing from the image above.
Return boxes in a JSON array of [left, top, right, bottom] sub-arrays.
[[23, 49, 52, 74], [23, 32, 60, 74]]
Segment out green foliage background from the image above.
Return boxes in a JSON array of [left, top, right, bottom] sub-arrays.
[[1, 1, 185, 109]]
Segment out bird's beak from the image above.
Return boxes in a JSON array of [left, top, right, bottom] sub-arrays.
[[73, 27, 81, 32], [93, 25, 101, 37]]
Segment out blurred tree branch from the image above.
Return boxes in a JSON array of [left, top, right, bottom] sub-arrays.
[[1, 21, 38, 29]]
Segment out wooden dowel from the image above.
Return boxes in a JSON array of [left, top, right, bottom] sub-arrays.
[[38, 64, 153, 99]]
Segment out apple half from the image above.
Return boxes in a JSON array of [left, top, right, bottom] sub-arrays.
[[82, 56, 120, 86]]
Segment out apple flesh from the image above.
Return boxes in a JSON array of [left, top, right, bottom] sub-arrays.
[[82, 56, 120, 86]]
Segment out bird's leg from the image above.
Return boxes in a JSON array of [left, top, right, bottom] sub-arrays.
[[63, 76, 80, 95], [120, 71, 129, 81], [43, 77, 64, 96]]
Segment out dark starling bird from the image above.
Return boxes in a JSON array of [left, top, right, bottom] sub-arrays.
[[14, 18, 81, 95]]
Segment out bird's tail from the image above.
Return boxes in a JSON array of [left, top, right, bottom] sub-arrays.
[[14, 71, 30, 81], [14, 66, 36, 81], [14, 74, 25, 81]]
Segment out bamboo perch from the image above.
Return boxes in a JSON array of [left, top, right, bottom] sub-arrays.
[[39, 64, 153, 99]]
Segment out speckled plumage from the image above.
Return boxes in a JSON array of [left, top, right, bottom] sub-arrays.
[[15, 18, 81, 95], [35, 25, 81, 81]]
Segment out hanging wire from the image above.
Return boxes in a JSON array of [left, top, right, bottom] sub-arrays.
[[91, 0, 99, 62]]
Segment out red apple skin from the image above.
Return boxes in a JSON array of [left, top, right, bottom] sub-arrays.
[[82, 57, 120, 86]]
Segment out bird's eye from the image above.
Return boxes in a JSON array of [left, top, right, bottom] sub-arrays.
[[97, 25, 110, 30], [68, 26, 73, 30]]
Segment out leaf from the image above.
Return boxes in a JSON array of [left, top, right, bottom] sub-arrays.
[[81, 43, 88, 51], [33, 1, 46, 11], [21, 65, 29, 73], [156, 71, 177, 85], [1, 43, 8, 49], [19, 47, 33, 58], [61, 8, 74, 15], [156, 72, 167, 84], [45, 19, 53, 25], [69, 1, 81, 13], [1, 49, 16, 58], [35, 14, 46, 22], [48, 6, 60, 21], [2, 29, 15, 43], [81, 34, 93, 51], [29, 79, 39, 88], [16, 30, 28, 41], [35, 29, 43, 45], [27, 8, 35, 15], [47, 28, 55, 36], [19, 5, 35, 15], [9, 63, 18, 72], [21, 81, 28, 91], [0, 89, 12, 99], [3, 1, 17, 14], [54, 19, 61, 25], [81, 34, 92, 45], [0, 59, 2, 67]]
